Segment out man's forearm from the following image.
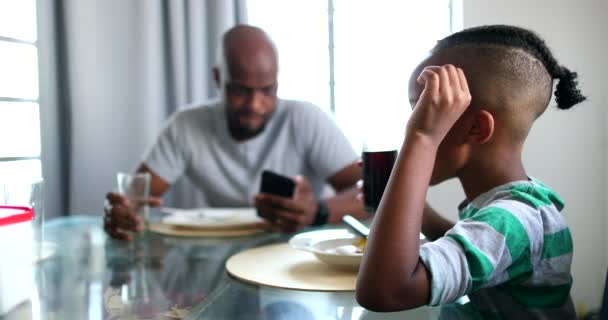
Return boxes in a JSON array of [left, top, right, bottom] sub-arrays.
[[323, 187, 368, 224], [422, 203, 455, 241], [137, 163, 171, 197]]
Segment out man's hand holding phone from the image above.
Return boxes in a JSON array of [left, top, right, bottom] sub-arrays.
[[254, 170, 319, 233]]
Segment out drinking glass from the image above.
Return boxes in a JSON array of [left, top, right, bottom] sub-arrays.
[[117, 172, 150, 243], [362, 148, 397, 213]]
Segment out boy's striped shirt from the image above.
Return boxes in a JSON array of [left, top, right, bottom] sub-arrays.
[[419, 178, 575, 319]]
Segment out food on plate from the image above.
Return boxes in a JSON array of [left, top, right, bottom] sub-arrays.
[[325, 237, 367, 255], [354, 237, 366, 252]]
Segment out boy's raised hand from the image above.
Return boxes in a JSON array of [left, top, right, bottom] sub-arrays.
[[407, 64, 471, 146]]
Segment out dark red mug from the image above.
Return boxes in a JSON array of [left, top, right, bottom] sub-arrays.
[[362, 149, 397, 212]]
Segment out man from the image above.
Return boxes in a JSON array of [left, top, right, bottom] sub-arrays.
[[104, 25, 365, 240]]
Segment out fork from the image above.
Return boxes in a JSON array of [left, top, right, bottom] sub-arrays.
[[342, 214, 370, 239]]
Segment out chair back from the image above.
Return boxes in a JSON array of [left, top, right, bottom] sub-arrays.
[[601, 269, 608, 320]]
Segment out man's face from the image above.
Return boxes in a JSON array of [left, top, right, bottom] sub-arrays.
[[223, 67, 278, 140]]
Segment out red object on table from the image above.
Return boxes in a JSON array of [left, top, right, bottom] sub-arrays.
[[0, 206, 34, 227]]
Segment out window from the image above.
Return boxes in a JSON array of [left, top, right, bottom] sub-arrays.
[[0, 0, 42, 184], [247, 0, 461, 152]]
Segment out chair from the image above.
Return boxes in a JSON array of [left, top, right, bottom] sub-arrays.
[[601, 268, 608, 320]]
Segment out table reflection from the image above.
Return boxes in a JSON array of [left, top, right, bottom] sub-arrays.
[[188, 280, 443, 319], [0, 216, 529, 320], [101, 223, 280, 319]]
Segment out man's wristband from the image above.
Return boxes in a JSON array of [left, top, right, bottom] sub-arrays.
[[312, 201, 330, 226]]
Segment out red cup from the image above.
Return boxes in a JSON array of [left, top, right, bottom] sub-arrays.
[[362, 150, 397, 212]]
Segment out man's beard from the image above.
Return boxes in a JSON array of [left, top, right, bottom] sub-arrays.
[[226, 110, 273, 140], [230, 120, 267, 140]]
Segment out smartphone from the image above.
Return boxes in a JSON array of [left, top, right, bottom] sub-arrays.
[[259, 170, 296, 198]]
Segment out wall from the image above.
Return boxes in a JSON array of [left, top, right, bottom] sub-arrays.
[[51, 0, 244, 215], [428, 0, 608, 311], [63, 0, 151, 214]]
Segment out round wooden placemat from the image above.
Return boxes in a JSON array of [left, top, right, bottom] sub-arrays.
[[148, 223, 264, 237], [225, 243, 357, 291]]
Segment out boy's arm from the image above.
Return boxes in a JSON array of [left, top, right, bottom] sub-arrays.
[[356, 65, 471, 311], [422, 203, 455, 241], [356, 135, 437, 311]]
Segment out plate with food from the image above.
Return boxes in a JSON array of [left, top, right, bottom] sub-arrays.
[[161, 207, 264, 230], [289, 228, 427, 270], [289, 229, 365, 270]]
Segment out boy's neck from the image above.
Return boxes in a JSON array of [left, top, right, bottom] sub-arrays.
[[458, 148, 528, 202]]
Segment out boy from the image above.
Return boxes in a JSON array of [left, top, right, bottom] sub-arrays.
[[356, 25, 585, 319]]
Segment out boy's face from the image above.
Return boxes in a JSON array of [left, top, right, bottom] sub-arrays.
[[408, 62, 470, 185]]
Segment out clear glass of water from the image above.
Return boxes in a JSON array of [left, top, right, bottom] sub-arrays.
[[116, 172, 150, 246]]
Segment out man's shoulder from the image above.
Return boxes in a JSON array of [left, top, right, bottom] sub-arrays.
[[171, 99, 222, 122], [278, 99, 337, 130], [280, 98, 325, 116]]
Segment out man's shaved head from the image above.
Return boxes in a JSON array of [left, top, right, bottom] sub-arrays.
[[221, 25, 278, 83]]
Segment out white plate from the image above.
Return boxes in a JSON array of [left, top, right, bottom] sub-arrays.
[[161, 207, 263, 230], [289, 229, 362, 270], [289, 229, 428, 270]]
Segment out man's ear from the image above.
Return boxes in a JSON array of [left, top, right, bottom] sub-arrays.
[[212, 67, 221, 89], [467, 109, 494, 144]]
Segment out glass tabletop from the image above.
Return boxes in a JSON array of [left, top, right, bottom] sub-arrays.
[[186, 279, 446, 320], [1, 215, 478, 320]]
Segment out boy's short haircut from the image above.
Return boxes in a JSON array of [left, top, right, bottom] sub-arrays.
[[432, 25, 586, 112]]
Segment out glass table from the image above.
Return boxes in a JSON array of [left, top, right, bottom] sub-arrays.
[[2, 215, 477, 320]]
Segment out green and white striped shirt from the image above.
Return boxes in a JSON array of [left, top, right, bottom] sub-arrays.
[[420, 179, 575, 318]]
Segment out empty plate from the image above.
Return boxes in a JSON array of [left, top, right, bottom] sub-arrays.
[[161, 207, 263, 230]]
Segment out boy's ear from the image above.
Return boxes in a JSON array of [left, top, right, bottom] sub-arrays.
[[467, 109, 494, 144]]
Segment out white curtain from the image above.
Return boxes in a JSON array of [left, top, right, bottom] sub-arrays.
[[38, 0, 247, 217]]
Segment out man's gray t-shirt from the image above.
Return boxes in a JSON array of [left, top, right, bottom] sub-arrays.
[[143, 99, 358, 207]]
